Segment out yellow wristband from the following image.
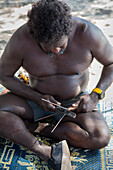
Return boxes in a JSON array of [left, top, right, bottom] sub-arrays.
[[92, 88, 103, 94]]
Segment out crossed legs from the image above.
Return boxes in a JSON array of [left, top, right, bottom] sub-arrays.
[[39, 110, 111, 149], [0, 92, 111, 157]]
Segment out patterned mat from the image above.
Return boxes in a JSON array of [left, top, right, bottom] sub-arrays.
[[0, 88, 113, 170]]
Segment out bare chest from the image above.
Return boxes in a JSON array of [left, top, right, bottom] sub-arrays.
[[23, 42, 92, 77]]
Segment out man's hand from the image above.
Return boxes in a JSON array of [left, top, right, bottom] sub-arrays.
[[68, 93, 99, 113], [40, 95, 61, 112]]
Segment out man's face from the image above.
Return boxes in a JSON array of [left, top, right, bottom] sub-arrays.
[[40, 36, 69, 56]]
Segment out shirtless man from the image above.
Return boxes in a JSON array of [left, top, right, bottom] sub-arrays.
[[0, 0, 113, 169]]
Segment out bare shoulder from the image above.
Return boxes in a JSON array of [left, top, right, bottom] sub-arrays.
[[72, 17, 113, 65], [0, 24, 30, 77], [5, 24, 29, 56], [72, 16, 89, 32], [72, 16, 103, 42]]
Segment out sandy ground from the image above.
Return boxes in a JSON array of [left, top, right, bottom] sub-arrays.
[[0, 0, 113, 103]]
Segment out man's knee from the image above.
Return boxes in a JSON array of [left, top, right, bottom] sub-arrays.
[[98, 128, 111, 148], [57, 121, 111, 149], [90, 127, 111, 149]]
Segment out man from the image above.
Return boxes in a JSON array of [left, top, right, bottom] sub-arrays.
[[0, 0, 113, 169]]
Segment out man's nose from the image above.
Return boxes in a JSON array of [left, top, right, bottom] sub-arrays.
[[52, 47, 61, 54]]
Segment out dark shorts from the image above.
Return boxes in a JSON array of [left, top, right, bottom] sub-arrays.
[[27, 91, 89, 122]]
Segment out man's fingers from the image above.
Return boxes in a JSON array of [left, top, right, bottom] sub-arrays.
[[72, 103, 79, 107], [47, 103, 56, 111], [50, 96, 61, 106], [68, 106, 77, 111], [56, 102, 61, 106], [74, 99, 84, 113]]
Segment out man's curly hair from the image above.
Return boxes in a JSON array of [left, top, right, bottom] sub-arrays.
[[27, 0, 73, 44]]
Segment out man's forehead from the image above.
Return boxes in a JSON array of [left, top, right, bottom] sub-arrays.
[[43, 36, 68, 47]]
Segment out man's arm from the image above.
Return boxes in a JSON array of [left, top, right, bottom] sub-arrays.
[[0, 29, 59, 111], [75, 23, 113, 113], [90, 24, 113, 99], [0, 31, 42, 101]]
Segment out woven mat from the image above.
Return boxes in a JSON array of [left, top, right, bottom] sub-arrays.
[[0, 88, 113, 170]]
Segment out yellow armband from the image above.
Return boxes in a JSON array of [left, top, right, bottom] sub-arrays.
[[92, 88, 105, 100]]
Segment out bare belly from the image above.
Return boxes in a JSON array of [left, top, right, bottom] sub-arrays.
[[29, 70, 89, 100]]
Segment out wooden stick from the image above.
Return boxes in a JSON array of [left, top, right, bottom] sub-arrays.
[[51, 114, 66, 133]]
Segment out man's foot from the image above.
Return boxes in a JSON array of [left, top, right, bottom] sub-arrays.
[[48, 140, 72, 170], [24, 121, 49, 134]]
